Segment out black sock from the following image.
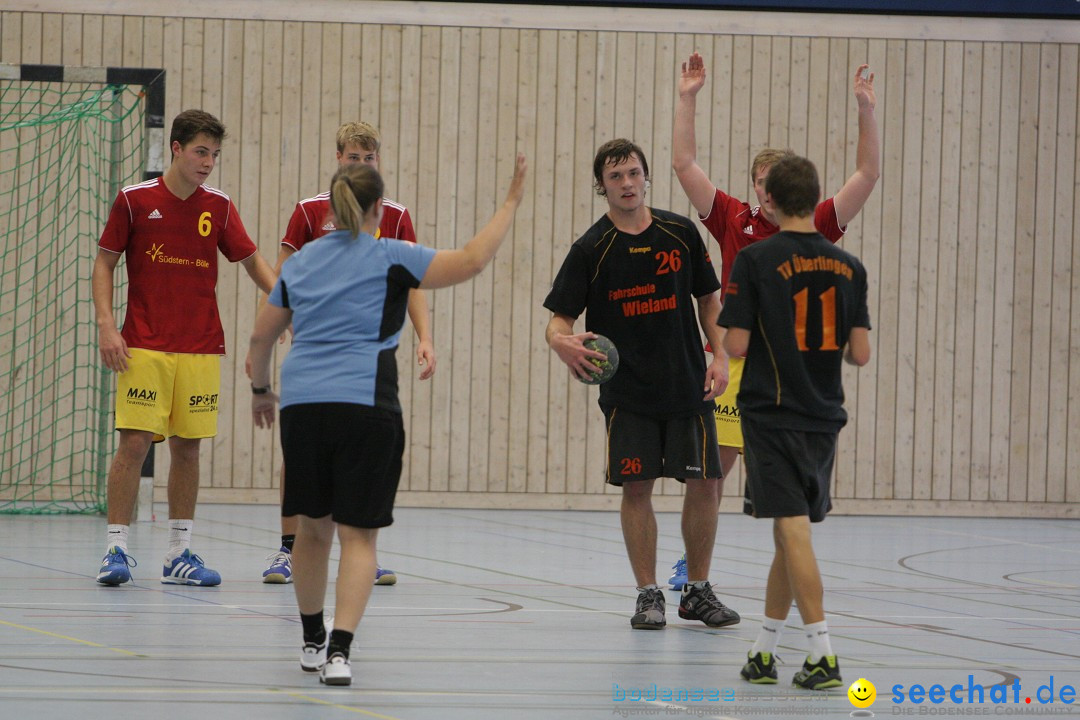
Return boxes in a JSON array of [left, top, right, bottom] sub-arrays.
[[327, 629, 354, 660], [281, 534, 295, 552], [300, 612, 326, 645]]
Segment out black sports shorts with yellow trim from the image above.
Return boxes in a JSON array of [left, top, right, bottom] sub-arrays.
[[280, 402, 405, 529], [741, 415, 837, 523], [601, 406, 721, 485]]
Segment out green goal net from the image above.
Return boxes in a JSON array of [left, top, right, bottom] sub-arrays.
[[0, 78, 145, 513]]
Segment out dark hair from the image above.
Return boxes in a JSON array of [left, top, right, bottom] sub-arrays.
[[592, 138, 650, 196], [170, 109, 226, 148], [329, 163, 385, 237], [764, 155, 820, 218]]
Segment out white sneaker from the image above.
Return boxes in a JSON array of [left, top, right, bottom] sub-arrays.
[[320, 652, 352, 686], [300, 640, 326, 672]]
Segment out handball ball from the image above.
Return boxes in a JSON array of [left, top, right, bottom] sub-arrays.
[[580, 334, 619, 385]]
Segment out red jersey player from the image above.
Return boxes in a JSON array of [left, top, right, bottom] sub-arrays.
[[94, 109, 276, 587], [667, 52, 880, 590]]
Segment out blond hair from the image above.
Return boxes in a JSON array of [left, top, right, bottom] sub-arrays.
[[750, 148, 795, 182], [335, 121, 381, 154], [329, 163, 384, 237]]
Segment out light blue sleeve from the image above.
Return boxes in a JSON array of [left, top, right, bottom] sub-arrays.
[[388, 239, 437, 286], [267, 273, 286, 307]]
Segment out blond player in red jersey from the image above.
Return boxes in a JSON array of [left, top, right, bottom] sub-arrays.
[[94, 109, 276, 586], [260, 122, 433, 586], [667, 52, 879, 589]]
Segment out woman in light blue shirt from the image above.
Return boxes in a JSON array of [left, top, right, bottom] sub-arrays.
[[249, 154, 526, 687]]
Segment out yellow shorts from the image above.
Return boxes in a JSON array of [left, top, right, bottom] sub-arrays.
[[714, 356, 744, 450], [115, 348, 220, 441]]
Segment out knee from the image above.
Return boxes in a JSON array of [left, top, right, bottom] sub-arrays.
[[621, 480, 654, 504], [117, 430, 153, 459], [300, 517, 336, 546], [773, 516, 811, 547], [168, 437, 202, 464], [685, 477, 719, 498]]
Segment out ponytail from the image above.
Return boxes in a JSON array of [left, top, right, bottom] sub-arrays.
[[328, 164, 385, 238]]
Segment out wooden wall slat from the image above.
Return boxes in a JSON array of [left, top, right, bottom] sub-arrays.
[[933, 41, 963, 500], [468, 26, 499, 494], [951, 40, 983, 501], [1028, 43, 1059, 502], [1011, 43, 1040, 502], [3, 10, 1078, 517], [852, 39, 886, 501], [991, 43, 1021, 503], [1050, 45, 1078, 503], [526, 29, 556, 495], [449, 26, 480, 494], [971, 42, 1002, 503], [1058, 46, 1075, 507], [432, 25, 462, 493]]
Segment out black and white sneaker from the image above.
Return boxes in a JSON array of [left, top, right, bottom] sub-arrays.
[[630, 587, 667, 629], [678, 581, 740, 627], [320, 652, 352, 686]]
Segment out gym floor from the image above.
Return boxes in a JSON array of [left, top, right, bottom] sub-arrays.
[[1, 505, 1078, 719]]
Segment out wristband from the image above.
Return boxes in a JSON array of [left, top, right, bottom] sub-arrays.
[[251, 385, 271, 395]]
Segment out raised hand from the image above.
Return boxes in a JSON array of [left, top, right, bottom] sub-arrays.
[[853, 64, 876, 112], [679, 52, 707, 98], [506, 153, 528, 206]]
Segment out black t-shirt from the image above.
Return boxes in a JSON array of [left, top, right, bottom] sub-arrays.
[[718, 230, 870, 432], [544, 208, 721, 418]]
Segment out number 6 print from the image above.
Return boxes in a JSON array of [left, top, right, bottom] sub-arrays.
[[198, 211, 212, 237]]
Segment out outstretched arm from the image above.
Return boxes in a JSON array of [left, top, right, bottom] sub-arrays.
[[420, 153, 527, 289], [832, 64, 880, 228], [672, 52, 719, 218]]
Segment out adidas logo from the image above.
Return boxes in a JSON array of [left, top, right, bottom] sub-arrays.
[[321, 221, 336, 231], [743, 226, 754, 234], [148, 209, 163, 219]]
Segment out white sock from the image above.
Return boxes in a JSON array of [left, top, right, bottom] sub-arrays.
[[805, 620, 834, 662], [106, 524, 129, 553], [751, 615, 786, 656], [165, 519, 193, 563]]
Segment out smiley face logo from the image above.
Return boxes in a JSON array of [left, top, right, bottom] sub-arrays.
[[848, 678, 876, 708]]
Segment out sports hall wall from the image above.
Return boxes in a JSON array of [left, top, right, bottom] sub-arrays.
[[2, 1, 1078, 518]]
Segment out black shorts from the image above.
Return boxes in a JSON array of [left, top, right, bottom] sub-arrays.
[[601, 406, 721, 485], [741, 415, 836, 522], [280, 402, 405, 529]]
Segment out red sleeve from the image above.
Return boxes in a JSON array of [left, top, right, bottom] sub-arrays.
[[218, 200, 257, 262], [98, 191, 132, 253], [815, 197, 846, 243], [699, 188, 742, 247], [397, 207, 417, 244], [281, 202, 313, 251]]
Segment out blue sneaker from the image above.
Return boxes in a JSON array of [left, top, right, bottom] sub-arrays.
[[668, 554, 688, 591], [374, 565, 397, 585], [161, 549, 221, 586], [262, 547, 292, 584], [96, 546, 136, 585]]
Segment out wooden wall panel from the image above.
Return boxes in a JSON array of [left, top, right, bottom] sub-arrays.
[[2, 6, 1078, 518]]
